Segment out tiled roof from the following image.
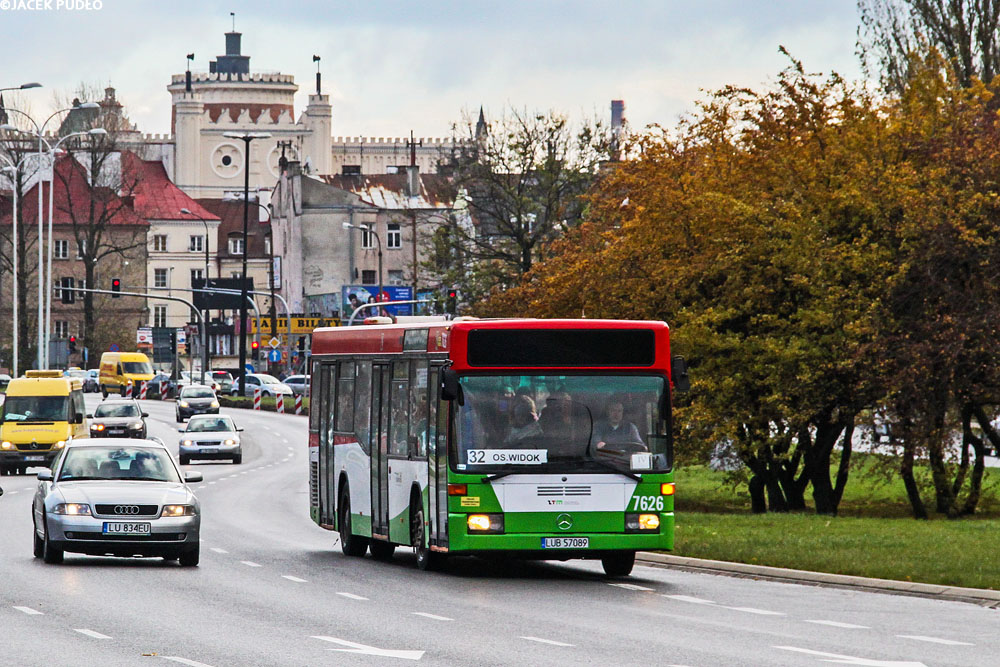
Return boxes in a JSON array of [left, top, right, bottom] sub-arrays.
[[128, 154, 220, 222], [320, 173, 455, 210]]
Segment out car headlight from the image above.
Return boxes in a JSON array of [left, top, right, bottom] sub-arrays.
[[210, 400, 219, 408], [52, 503, 91, 515], [91, 424, 105, 431], [179, 401, 189, 408], [467, 513, 504, 534], [130, 422, 144, 430], [1, 441, 14, 450], [161, 504, 197, 517], [224, 438, 236, 446], [182, 439, 193, 446], [53, 440, 66, 449]]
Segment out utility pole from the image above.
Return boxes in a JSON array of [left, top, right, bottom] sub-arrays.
[[406, 130, 422, 309]]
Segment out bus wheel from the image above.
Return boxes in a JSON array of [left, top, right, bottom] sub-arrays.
[[412, 507, 443, 571], [601, 551, 636, 578], [339, 489, 369, 557], [369, 540, 396, 560]]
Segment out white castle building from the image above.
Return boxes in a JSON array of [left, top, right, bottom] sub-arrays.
[[148, 29, 452, 199]]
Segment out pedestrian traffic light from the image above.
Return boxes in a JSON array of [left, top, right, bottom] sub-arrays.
[[297, 336, 306, 352], [446, 288, 458, 315], [68, 336, 77, 353], [251, 340, 260, 360], [169, 330, 177, 354], [111, 278, 121, 297]]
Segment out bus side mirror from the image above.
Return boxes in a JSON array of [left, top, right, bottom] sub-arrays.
[[440, 368, 463, 405], [74, 413, 85, 424], [670, 356, 690, 395]]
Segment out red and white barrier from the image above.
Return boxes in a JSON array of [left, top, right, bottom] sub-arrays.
[[294, 393, 303, 415], [139, 381, 148, 400], [160, 382, 169, 401], [276, 394, 285, 414], [253, 387, 262, 411]]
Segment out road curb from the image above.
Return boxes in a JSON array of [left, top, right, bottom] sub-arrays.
[[636, 552, 1000, 608]]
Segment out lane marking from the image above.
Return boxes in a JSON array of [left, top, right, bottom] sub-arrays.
[[897, 635, 974, 646], [806, 620, 870, 629], [282, 575, 307, 583], [74, 629, 111, 639], [160, 657, 216, 667], [6, 490, 17, 494], [335, 592, 368, 600], [412, 612, 453, 621], [520, 636, 574, 647], [723, 606, 785, 616], [13, 606, 43, 615], [774, 645, 927, 666], [210, 548, 228, 554], [240, 561, 262, 568], [663, 594, 716, 605], [609, 583, 654, 591], [311, 636, 424, 660]]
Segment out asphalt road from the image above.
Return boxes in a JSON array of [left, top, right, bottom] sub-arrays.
[[0, 394, 997, 666]]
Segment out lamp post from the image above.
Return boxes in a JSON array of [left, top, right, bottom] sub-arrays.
[[0, 82, 41, 93], [342, 222, 382, 321], [0, 101, 100, 369], [222, 131, 271, 396], [180, 207, 214, 385], [0, 155, 33, 376]]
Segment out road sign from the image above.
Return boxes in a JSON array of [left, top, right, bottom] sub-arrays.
[[136, 327, 152, 345], [109, 343, 120, 352], [268, 349, 281, 362], [268, 337, 280, 349]]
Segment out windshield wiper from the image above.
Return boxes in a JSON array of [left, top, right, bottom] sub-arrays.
[[482, 472, 513, 482], [125, 477, 169, 482], [588, 458, 641, 481]]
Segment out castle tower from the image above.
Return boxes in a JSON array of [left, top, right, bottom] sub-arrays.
[[173, 90, 204, 193], [300, 93, 332, 175]]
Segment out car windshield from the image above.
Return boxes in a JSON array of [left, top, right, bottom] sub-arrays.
[[2, 396, 69, 422], [94, 403, 140, 418], [181, 387, 214, 398], [187, 417, 234, 433], [122, 361, 153, 375], [58, 446, 180, 482], [257, 375, 280, 384], [453, 374, 671, 474]]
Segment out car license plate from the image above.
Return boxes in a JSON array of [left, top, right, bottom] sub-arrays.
[[102, 522, 151, 536], [24, 455, 45, 462], [200, 448, 215, 454], [541, 537, 589, 549], [108, 429, 123, 435]]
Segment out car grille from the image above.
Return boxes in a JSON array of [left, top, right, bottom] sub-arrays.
[[95, 504, 159, 517], [195, 441, 221, 446], [67, 532, 186, 542], [14, 443, 52, 451]]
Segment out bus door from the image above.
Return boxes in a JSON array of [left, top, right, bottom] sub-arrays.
[[370, 363, 391, 538]]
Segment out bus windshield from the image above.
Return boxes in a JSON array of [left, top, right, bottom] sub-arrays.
[[2, 396, 70, 422], [454, 374, 670, 474]]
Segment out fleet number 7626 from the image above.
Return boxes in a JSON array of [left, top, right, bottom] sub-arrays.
[[629, 495, 665, 512]]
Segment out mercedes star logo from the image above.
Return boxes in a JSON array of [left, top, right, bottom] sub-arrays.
[[556, 513, 573, 531], [114, 505, 141, 515], [29, 442, 39, 450]]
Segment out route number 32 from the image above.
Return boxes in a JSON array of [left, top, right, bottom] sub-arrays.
[[629, 495, 664, 512]]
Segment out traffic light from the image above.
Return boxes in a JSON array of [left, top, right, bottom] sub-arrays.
[[111, 278, 121, 298], [297, 336, 306, 352], [68, 336, 77, 353], [251, 340, 260, 360], [169, 330, 177, 354], [446, 288, 458, 315]]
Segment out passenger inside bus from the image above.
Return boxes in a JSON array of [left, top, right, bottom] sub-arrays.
[[504, 395, 542, 445]]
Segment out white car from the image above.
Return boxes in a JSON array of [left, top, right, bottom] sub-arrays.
[[178, 415, 243, 465], [241, 373, 293, 398], [32, 438, 203, 565]]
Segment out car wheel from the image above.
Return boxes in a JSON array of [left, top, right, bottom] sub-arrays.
[[179, 543, 199, 567], [100, 386, 108, 398], [601, 551, 636, 578], [412, 506, 444, 571], [339, 488, 369, 557], [32, 519, 44, 559], [369, 540, 396, 560], [42, 515, 64, 564], [179, 455, 190, 466], [232, 455, 242, 465]]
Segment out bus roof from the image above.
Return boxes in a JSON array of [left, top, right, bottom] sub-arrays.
[[311, 319, 672, 371], [6, 376, 82, 396]]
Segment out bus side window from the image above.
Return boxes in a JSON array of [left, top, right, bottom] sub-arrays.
[[336, 361, 355, 433], [390, 361, 409, 457], [354, 361, 372, 454], [409, 361, 429, 458]]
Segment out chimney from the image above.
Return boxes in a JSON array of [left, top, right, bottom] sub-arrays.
[[406, 164, 419, 199]]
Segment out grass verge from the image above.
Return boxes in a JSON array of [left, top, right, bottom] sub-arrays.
[[218, 395, 309, 413]]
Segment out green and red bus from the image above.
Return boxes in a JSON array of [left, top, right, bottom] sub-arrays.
[[307, 318, 685, 576]]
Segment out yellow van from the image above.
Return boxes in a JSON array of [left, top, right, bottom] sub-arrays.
[[0, 370, 88, 475], [99, 351, 155, 398]]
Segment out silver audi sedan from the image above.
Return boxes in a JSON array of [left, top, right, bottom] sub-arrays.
[[32, 439, 203, 565]]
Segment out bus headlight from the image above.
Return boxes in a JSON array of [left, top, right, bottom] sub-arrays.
[[625, 513, 660, 533], [53, 440, 66, 449], [1, 441, 14, 450], [467, 514, 504, 534]]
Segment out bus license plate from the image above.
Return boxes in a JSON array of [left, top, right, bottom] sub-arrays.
[[103, 522, 151, 536], [24, 456, 45, 462], [541, 537, 589, 549]]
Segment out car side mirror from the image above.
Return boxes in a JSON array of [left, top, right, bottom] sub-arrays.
[[37, 470, 53, 481], [86, 413, 94, 419], [142, 412, 149, 418], [0, 485, 4, 496], [178, 428, 187, 433], [184, 471, 203, 483], [236, 427, 244, 432]]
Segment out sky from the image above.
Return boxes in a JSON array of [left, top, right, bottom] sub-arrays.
[[0, 0, 863, 139]]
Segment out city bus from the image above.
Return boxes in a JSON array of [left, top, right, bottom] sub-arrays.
[[308, 318, 686, 576]]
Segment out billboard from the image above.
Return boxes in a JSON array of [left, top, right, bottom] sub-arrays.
[[341, 285, 414, 322]]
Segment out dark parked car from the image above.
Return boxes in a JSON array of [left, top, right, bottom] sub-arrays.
[[87, 399, 148, 439], [146, 373, 177, 399]]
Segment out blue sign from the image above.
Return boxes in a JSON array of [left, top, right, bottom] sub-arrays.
[[245, 363, 255, 373], [268, 349, 281, 362], [109, 343, 120, 352]]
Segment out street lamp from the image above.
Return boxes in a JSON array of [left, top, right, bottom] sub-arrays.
[[180, 207, 213, 385], [342, 221, 382, 321], [222, 131, 271, 396], [0, 155, 32, 377], [0, 83, 42, 93], [0, 101, 100, 369]]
